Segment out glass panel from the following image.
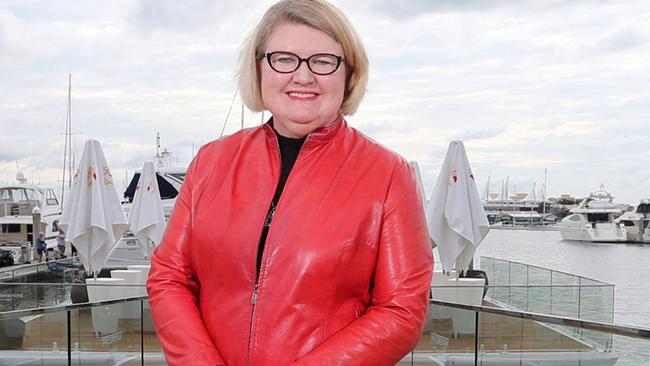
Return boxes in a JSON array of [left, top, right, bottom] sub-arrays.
[[509, 263, 528, 310], [70, 300, 142, 365], [142, 298, 167, 365], [491, 259, 510, 305], [551, 271, 580, 318], [580, 277, 614, 323], [416, 302, 649, 366], [425, 304, 478, 365], [0, 310, 69, 364], [479, 257, 616, 337]]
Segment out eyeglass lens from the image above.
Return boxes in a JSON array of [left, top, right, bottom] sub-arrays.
[[267, 52, 341, 75]]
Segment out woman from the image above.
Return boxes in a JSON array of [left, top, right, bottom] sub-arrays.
[[147, 1, 433, 365]]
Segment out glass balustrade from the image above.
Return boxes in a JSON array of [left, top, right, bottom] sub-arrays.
[[0, 261, 645, 366], [1, 288, 648, 365]]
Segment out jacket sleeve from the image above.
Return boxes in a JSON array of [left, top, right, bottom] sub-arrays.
[[146, 150, 226, 366], [292, 160, 434, 366]]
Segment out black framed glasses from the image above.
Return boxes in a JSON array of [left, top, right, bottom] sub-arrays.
[[265, 51, 344, 76]]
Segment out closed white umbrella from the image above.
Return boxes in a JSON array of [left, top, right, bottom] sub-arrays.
[[127, 161, 166, 256], [409, 161, 428, 220], [59, 139, 128, 276], [426, 140, 490, 274]]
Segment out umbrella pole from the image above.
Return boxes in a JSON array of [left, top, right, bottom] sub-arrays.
[[90, 229, 98, 280]]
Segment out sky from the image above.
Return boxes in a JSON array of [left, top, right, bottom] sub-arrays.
[[1, 0, 649, 204]]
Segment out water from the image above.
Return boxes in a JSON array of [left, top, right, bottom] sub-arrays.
[[474, 229, 650, 365], [475, 229, 650, 328]]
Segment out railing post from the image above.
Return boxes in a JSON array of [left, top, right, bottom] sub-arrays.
[[526, 265, 530, 311], [577, 278, 582, 320], [141, 299, 145, 366], [67, 309, 71, 366], [550, 270, 554, 315], [508, 261, 511, 306], [474, 311, 479, 366]]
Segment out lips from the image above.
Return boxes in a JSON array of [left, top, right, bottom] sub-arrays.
[[287, 91, 318, 101]]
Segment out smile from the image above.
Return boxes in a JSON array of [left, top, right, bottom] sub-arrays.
[[288, 92, 317, 99]]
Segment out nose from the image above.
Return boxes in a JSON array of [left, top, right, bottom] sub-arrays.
[[291, 61, 315, 84]]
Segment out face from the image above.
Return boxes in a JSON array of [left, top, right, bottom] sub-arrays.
[[260, 22, 346, 138]]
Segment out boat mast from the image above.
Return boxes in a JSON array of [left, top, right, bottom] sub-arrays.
[[543, 168, 547, 217], [60, 74, 73, 210]]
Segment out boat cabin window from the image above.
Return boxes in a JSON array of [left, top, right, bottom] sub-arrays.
[[1, 224, 22, 233], [45, 189, 59, 206], [621, 220, 636, 227], [0, 188, 40, 203], [637, 204, 650, 215], [587, 213, 611, 222], [123, 173, 181, 203], [569, 214, 582, 222]]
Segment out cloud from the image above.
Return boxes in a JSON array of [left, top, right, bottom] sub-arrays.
[[451, 127, 504, 142], [599, 26, 648, 52], [360, 0, 506, 19], [1, 0, 650, 205]]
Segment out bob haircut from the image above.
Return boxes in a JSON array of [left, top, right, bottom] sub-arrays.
[[238, 0, 369, 115]]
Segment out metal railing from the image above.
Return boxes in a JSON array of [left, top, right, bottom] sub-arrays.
[[481, 256, 615, 323], [0, 282, 649, 365]]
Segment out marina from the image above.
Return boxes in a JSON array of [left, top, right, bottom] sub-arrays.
[[2, 1, 650, 364]]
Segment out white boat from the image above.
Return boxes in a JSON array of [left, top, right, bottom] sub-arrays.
[[0, 172, 63, 262], [615, 198, 650, 243], [559, 186, 626, 242]]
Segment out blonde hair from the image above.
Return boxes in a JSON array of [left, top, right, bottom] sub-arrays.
[[238, 0, 369, 115]]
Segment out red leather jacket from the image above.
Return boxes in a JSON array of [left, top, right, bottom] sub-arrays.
[[147, 118, 433, 366]]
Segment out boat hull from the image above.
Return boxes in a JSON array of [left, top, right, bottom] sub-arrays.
[[559, 223, 627, 242]]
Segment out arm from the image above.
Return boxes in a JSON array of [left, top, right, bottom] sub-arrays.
[[292, 160, 433, 366], [147, 151, 226, 366]]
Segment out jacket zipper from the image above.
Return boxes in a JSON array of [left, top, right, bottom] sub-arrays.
[[246, 133, 281, 366], [246, 131, 308, 366]]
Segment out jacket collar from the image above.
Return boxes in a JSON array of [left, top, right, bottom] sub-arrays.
[[262, 116, 346, 150]]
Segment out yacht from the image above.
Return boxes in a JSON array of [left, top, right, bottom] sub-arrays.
[[559, 186, 626, 242], [615, 198, 650, 243], [0, 172, 62, 262]]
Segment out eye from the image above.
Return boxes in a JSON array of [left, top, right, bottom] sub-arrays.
[[276, 56, 296, 64], [311, 56, 336, 66], [272, 53, 298, 64]]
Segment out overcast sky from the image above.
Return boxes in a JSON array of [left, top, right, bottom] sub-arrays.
[[1, 0, 649, 204]]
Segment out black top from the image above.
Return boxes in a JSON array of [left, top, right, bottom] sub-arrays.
[[256, 128, 306, 275]]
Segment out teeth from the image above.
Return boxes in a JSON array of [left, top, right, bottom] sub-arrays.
[[289, 92, 316, 98]]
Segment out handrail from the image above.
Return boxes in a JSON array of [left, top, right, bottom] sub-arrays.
[[2, 293, 648, 341], [429, 299, 650, 340], [1, 281, 145, 286], [482, 255, 613, 285], [0, 282, 614, 288], [0, 295, 148, 320], [0, 256, 81, 273]]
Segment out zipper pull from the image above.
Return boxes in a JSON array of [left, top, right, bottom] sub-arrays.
[[264, 204, 276, 228], [251, 284, 259, 305]]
